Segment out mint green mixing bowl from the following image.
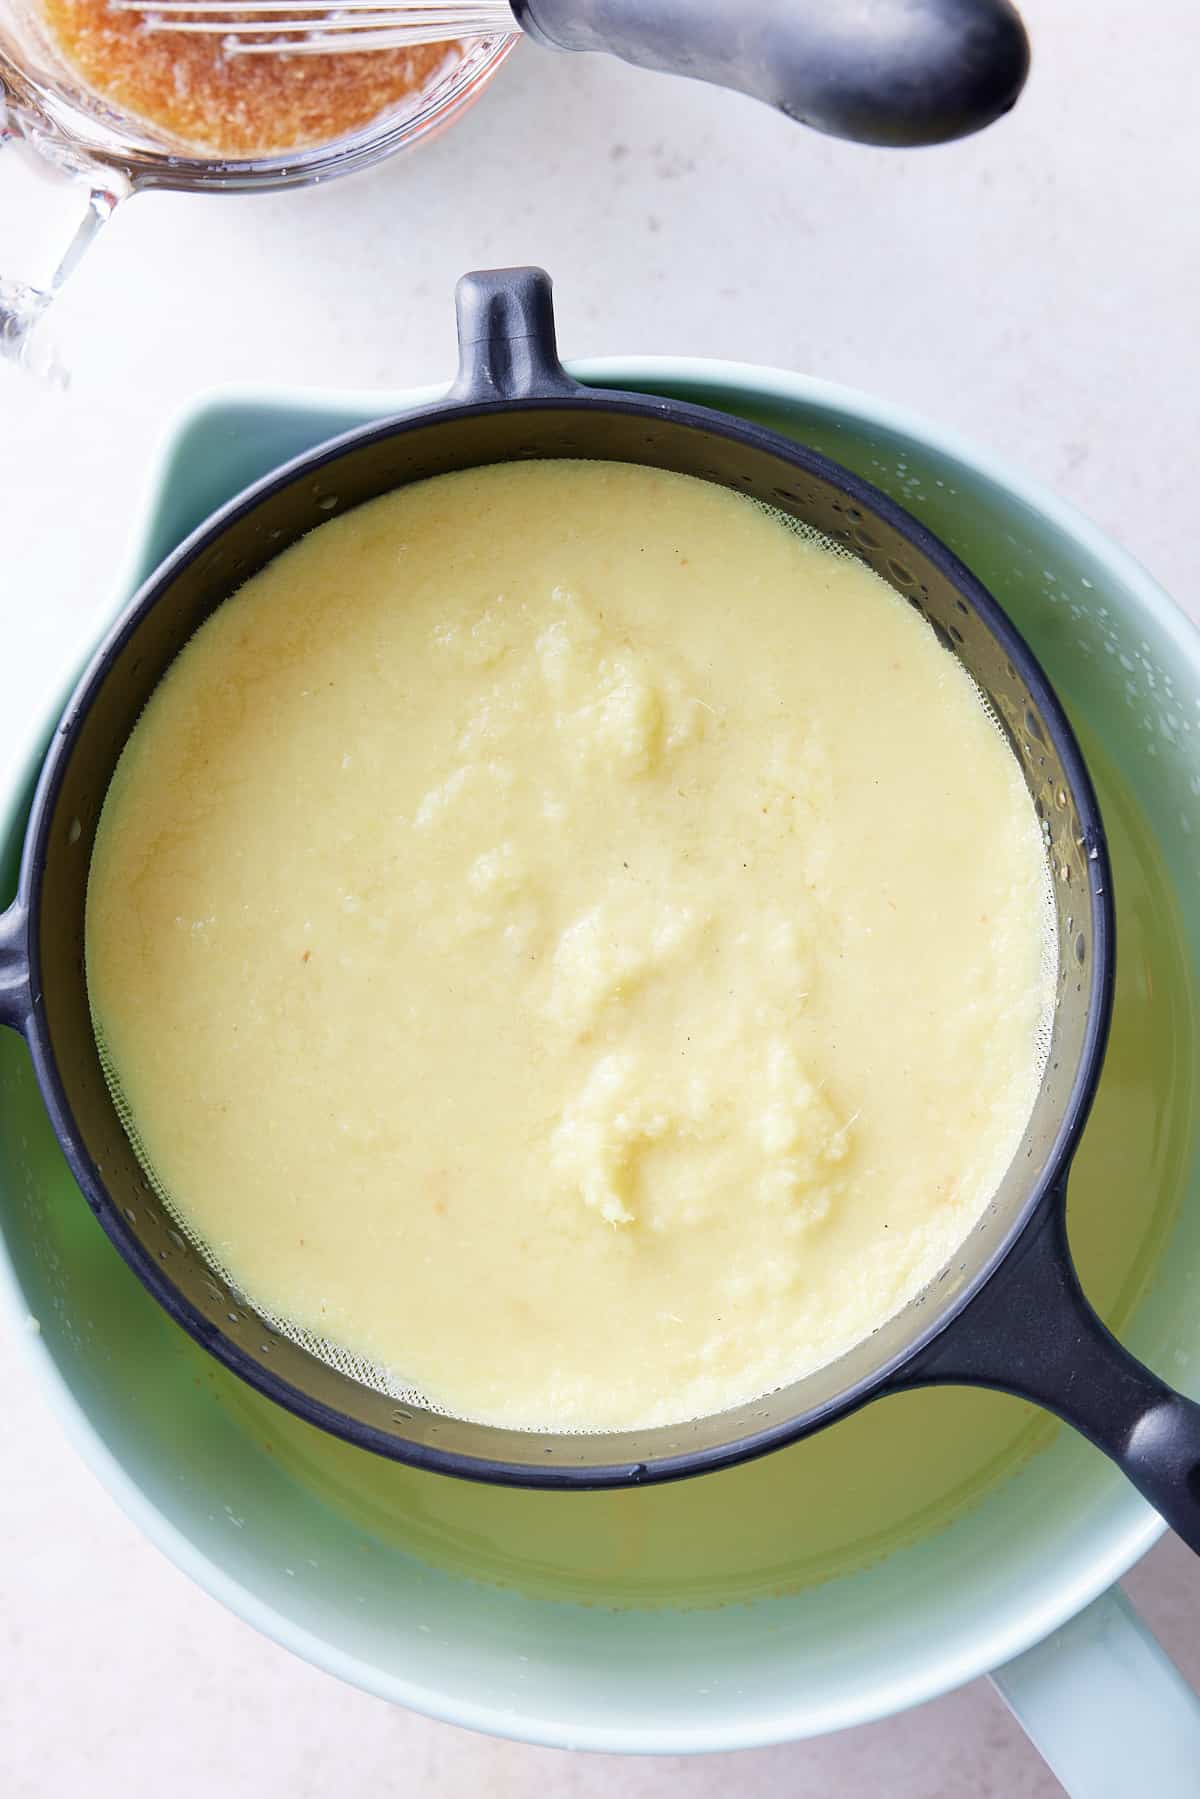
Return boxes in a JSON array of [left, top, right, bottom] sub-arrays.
[[3, 357, 1199, 1790]]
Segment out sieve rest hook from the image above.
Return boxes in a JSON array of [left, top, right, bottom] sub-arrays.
[[0, 900, 31, 1034], [444, 267, 585, 407], [893, 1177, 1200, 1555]]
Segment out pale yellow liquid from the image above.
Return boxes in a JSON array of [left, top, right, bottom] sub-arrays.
[[87, 461, 1051, 1432], [210, 734, 1196, 1606]]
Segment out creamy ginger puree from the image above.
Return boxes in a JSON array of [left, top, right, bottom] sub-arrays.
[[87, 461, 1052, 1430]]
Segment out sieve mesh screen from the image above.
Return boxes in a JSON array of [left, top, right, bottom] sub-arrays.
[[92, 1020, 450, 1412]]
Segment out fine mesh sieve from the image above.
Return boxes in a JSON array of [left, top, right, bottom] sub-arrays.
[[0, 269, 1197, 1544]]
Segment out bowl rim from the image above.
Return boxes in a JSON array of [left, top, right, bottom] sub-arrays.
[[0, 351, 1190, 1751]]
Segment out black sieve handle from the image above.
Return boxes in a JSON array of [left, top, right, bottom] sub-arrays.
[[512, 0, 1030, 147], [897, 1180, 1200, 1555], [0, 901, 31, 1035]]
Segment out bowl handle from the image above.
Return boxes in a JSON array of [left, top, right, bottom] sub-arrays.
[[445, 267, 584, 407], [895, 1180, 1200, 1554], [992, 1585, 1200, 1797], [0, 901, 30, 1034]]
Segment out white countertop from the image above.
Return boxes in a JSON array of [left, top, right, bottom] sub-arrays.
[[2, 1, 1199, 1791]]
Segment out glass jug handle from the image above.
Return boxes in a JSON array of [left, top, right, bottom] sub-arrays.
[[0, 116, 127, 379]]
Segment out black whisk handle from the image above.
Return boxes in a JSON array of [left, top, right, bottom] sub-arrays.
[[512, 0, 1030, 147]]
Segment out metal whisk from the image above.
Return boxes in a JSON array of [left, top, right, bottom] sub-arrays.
[[115, 0, 513, 55], [110, 0, 1031, 149]]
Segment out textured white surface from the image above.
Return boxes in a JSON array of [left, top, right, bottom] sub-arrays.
[[2, 0, 1200, 1792]]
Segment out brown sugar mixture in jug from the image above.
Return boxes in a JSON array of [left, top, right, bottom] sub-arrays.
[[42, 0, 454, 156]]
